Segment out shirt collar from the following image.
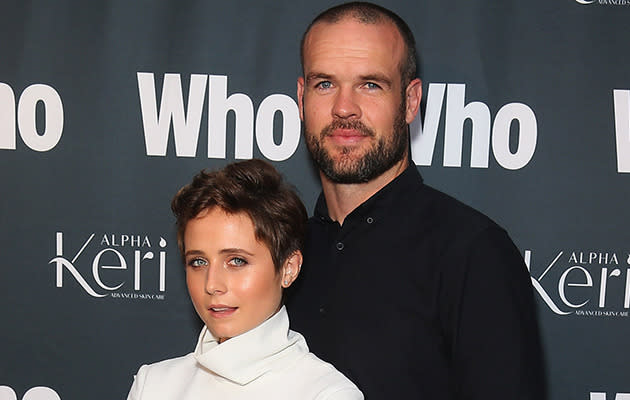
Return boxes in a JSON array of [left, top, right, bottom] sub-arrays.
[[314, 163, 424, 224], [193, 306, 308, 385]]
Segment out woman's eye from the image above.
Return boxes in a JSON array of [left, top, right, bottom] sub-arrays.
[[188, 258, 207, 268], [228, 257, 247, 267]]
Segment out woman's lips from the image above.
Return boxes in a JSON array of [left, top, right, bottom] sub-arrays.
[[208, 305, 238, 318]]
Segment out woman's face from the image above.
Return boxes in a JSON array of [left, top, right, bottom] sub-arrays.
[[184, 207, 298, 342]]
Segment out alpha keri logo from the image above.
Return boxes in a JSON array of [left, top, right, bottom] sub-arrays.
[[575, 0, 630, 5], [525, 249, 630, 317], [48, 232, 168, 299]]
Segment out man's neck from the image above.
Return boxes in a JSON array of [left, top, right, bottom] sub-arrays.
[[321, 157, 409, 225]]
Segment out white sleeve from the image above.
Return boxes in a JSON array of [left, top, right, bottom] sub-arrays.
[[319, 387, 364, 400], [126, 364, 149, 400]]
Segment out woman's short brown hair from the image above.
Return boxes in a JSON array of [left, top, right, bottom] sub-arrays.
[[171, 159, 307, 272]]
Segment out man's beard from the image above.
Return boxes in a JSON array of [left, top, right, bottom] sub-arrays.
[[304, 101, 408, 184]]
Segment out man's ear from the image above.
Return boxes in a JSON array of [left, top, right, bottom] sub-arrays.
[[297, 77, 305, 121], [281, 250, 303, 288], [404, 78, 422, 124]]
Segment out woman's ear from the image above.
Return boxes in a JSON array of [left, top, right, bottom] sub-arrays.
[[281, 250, 303, 288]]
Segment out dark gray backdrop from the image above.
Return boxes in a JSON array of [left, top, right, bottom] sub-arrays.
[[1, 1, 628, 399]]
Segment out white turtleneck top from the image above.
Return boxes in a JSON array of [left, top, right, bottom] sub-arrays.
[[126, 306, 363, 400]]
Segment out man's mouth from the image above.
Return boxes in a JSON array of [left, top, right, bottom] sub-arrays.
[[323, 120, 374, 139], [331, 128, 366, 137]]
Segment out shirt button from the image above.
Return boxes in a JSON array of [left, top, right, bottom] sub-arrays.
[[319, 306, 326, 314], [336, 242, 344, 250], [366, 217, 374, 224]]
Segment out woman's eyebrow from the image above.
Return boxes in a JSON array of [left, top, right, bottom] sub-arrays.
[[219, 248, 255, 256], [184, 249, 205, 257]]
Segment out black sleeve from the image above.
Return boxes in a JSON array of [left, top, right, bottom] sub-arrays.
[[444, 227, 548, 400]]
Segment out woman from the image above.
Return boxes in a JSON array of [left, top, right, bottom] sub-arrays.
[[127, 159, 363, 399]]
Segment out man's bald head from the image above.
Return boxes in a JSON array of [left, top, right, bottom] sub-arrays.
[[300, 2, 418, 88]]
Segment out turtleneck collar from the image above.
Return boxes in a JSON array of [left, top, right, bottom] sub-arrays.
[[193, 306, 308, 385]]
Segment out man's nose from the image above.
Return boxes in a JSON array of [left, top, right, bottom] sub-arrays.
[[332, 87, 361, 119]]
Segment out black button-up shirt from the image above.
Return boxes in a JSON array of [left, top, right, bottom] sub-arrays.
[[287, 164, 546, 399]]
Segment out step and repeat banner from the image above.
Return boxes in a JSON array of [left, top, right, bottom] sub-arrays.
[[1, 1, 628, 399]]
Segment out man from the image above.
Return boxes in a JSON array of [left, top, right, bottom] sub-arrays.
[[287, 2, 547, 399]]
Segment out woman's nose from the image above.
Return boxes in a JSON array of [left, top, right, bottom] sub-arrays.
[[205, 266, 227, 295]]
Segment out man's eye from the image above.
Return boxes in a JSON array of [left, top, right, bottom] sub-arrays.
[[365, 82, 381, 90], [317, 81, 332, 89], [188, 258, 207, 268], [228, 257, 247, 267]]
